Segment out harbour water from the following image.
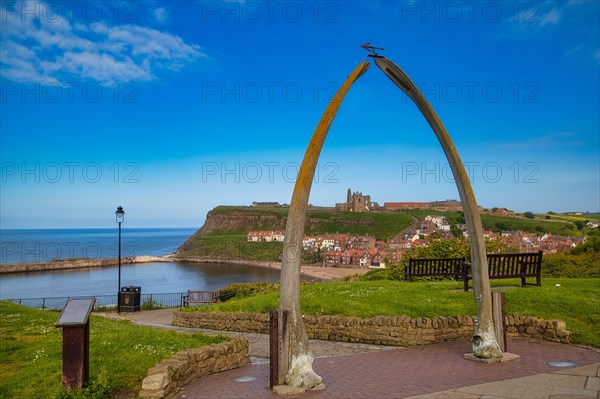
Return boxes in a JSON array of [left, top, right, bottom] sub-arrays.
[[0, 261, 281, 300], [0, 228, 281, 300]]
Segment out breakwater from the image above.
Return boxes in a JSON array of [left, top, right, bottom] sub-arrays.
[[0, 256, 167, 274]]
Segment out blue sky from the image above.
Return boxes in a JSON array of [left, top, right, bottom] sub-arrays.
[[1, 0, 598, 228]]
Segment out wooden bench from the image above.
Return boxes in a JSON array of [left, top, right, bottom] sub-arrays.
[[405, 257, 466, 282], [462, 251, 543, 292], [182, 290, 220, 306]]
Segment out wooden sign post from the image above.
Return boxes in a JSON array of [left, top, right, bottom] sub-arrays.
[[55, 298, 95, 390], [269, 309, 289, 388]]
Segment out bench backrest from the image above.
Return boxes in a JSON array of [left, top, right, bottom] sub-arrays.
[[408, 257, 465, 275], [486, 251, 543, 276], [187, 290, 219, 302]]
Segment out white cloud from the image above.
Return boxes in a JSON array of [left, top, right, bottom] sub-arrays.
[[153, 7, 169, 24], [496, 1, 599, 64], [538, 7, 561, 26], [564, 46, 582, 58], [0, 0, 205, 86], [500, 3, 563, 39], [52, 51, 152, 83]]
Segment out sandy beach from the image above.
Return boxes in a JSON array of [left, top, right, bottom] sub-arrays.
[[165, 255, 372, 281]]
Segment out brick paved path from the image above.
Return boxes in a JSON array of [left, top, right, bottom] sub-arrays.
[[175, 339, 599, 399]]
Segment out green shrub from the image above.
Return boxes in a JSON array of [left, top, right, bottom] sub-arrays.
[[53, 369, 111, 399], [404, 238, 470, 260], [141, 298, 164, 310], [541, 237, 600, 278], [363, 268, 390, 280], [343, 268, 390, 282], [542, 252, 600, 278], [571, 236, 600, 255], [219, 281, 280, 301], [388, 264, 405, 281]]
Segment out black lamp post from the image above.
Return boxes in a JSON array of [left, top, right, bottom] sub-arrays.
[[115, 206, 125, 313]]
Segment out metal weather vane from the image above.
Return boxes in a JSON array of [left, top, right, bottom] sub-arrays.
[[361, 42, 384, 57]]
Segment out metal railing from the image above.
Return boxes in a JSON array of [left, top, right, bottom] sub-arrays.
[[6, 292, 187, 311]]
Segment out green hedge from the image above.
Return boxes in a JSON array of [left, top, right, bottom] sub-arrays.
[[218, 281, 280, 300], [542, 252, 600, 278]]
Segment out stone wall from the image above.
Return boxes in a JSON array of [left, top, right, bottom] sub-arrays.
[[138, 337, 250, 399], [506, 313, 570, 343], [173, 311, 570, 346]]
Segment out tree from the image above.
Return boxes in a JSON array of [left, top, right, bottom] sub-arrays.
[[523, 211, 535, 219], [495, 221, 510, 231], [485, 237, 517, 254], [571, 236, 600, 254], [450, 224, 464, 238], [492, 207, 498, 212], [406, 238, 469, 260]]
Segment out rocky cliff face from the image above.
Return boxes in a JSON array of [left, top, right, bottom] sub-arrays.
[[176, 209, 288, 254], [196, 212, 286, 236]]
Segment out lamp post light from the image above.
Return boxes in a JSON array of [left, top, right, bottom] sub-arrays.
[[115, 206, 125, 313]]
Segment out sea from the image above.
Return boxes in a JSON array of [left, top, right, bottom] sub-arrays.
[[0, 228, 281, 300], [0, 227, 197, 264]]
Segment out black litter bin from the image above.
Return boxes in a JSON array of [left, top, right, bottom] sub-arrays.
[[119, 286, 141, 312]]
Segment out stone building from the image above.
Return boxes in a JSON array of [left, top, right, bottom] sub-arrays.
[[336, 188, 374, 212]]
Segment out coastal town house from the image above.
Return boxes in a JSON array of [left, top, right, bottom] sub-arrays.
[[247, 231, 274, 242], [303, 236, 319, 251], [323, 250, 343, 265], [327, 248, 385, 267], [319, 234, 349, 251], [272, 231, 285, 242], [347, 235, 376, 250]]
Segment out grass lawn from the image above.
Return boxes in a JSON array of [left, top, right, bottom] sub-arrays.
[[184, 278, 600, 348], [0, 301, 225, 399]]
